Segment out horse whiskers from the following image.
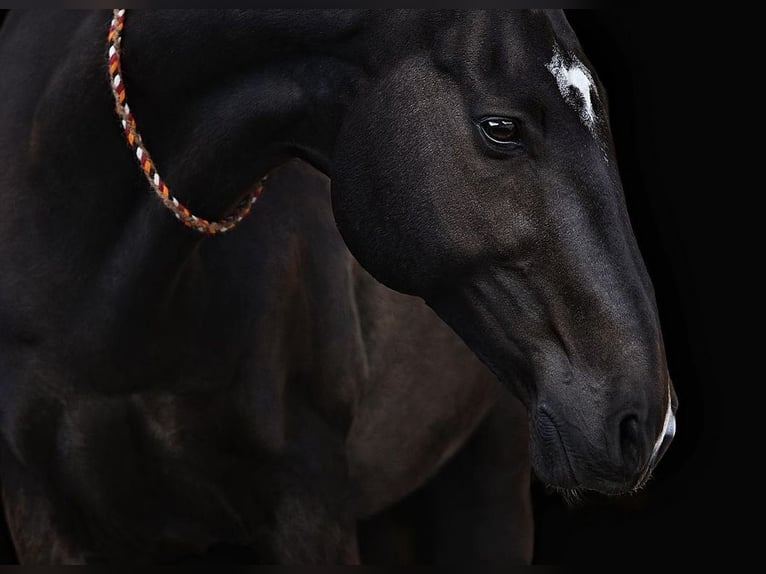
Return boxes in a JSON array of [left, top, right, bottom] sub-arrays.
[[547, 477, 653, 506], [561, 488, 585, 507], [547, 485, 586, 507], [630, 472, 655, 495]]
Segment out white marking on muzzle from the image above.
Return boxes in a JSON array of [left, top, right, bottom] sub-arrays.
[[650, 383, 676, 463]]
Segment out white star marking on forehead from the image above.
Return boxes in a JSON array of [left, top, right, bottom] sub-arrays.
[[546, 43, 600, 136]]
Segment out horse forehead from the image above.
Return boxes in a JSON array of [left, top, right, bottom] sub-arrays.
[[545, 42, 600, 135]]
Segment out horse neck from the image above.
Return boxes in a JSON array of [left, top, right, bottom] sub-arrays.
[[119, 10, 379, 219]]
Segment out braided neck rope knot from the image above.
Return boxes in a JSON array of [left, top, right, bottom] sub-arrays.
[[108, 8, 265, 235]]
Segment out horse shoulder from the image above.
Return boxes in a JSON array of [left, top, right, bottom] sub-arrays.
[[346, 267, 500, 517]]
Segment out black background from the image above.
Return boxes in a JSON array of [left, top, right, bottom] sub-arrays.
[[530, 9, 740, 563], [0, 7, 743, 564]]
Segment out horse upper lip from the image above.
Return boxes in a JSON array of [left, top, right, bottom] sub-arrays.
[[651, 383, 677, 462], [635, 384, 677, 489]]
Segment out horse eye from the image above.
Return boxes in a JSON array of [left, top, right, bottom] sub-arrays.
[[478, 117, 521, 146]]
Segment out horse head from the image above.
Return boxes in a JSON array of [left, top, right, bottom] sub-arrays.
[[331, 10, 676, 494]]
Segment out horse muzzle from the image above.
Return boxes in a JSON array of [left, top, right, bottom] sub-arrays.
[[530, 378, 678, 495]]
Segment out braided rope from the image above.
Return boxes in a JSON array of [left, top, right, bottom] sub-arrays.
[[107, 9, 264, 235]]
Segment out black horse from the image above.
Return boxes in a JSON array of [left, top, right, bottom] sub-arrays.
[[0, 9, 675, 564]]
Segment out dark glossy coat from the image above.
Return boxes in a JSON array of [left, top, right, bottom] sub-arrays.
[[0, 10, 673, 564]]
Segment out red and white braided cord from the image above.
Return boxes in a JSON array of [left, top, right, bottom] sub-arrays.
[[108, 9, 264, 235]]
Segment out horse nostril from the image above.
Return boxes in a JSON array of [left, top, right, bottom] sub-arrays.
[[618, 413, 643, 473]]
